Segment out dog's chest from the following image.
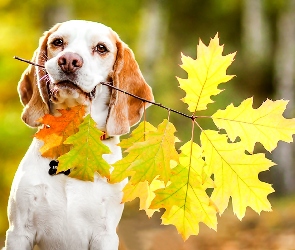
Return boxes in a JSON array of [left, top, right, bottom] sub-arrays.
[[11, 138, 126, 249]]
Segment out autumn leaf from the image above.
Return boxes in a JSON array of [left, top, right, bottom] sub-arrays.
[[122, 178, 165, 218], [212, 97, 295, 153], [118, 121, 157, 149], [127, 119, 179, 185], [57, 114, 111, 181], [109, 121, 156, 184], [150, 142, 217, 240], [110, 120, 177, 217], [35, 105, 85, 158], [111, 119, 179, 185], [201, 130, 275, 220], [178, 34, 235, 113]]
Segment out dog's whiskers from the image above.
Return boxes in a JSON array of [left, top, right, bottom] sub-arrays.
[[39, 73, 50, 82]]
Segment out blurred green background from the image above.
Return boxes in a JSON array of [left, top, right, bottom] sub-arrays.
[[1, 0, 295, 247]]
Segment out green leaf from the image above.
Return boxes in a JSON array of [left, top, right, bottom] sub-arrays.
[[109, 121, 156, 184], [57, 114, 111, 182], [111, 119, 179, 185], [128, 119, 179, 185]]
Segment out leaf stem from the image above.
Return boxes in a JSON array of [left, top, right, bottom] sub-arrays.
[[194, 120, 204, 132], [143, 103, 146, 141]]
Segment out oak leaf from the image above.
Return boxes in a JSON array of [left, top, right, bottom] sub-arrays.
[[122, 178, 165, 218], [109, 121, 156, 184], [109, 119, 179, 219], [178, 34, 235, 113], [57, 114, 111, 181], [111, 119, 179, 185], [150, 142, 217, 240], [35, 106, 85, 158], [212, 97, 295, 153], [201, 130, 275, 219]]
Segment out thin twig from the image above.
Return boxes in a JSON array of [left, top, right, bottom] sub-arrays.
[[99, 81, 196, 120], [13, 56, 197, 121], [13, 56, 45, 68]]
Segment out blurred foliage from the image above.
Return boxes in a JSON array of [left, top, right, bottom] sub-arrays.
[[0, 0, 288, 238], [118, 195, 295, 249]]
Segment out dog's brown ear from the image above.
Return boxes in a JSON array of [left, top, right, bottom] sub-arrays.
[[106, 39, 154, 135], [18, 23, 61, 127], [18, 50, 48, 127]]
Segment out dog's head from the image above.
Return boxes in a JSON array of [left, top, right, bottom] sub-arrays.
[[18, 20, 154, 135]]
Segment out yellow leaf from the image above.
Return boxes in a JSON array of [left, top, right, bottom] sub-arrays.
[[178, 34, 235, 113], [212, 97, 295, 153], [109, 121, 156, 184], [201, 130, 275, 220], [118, 121, 156, 149], [161, 205, 202, 240], [122, 178, 165, 218], [150, 141, 217, 240], [119, 119, 179, 185]]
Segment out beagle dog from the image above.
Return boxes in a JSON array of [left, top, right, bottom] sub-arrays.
[[4, 20, 153, 250]]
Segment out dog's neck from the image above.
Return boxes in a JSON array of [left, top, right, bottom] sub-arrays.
[[89, 85, 111, 131]]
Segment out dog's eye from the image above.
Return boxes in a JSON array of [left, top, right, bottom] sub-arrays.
[[52, 38, 63, 47], [94, 44, 108, 54]]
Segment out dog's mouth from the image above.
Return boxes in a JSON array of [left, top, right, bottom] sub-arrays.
[[48, 80, 97, 105], [53, 80, 96, 96]]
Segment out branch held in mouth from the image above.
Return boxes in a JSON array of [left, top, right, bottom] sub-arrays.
[[13, 56, 197, 121]]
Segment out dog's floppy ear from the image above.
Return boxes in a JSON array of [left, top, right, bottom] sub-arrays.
[[18, 23, 61, 127], [106, 38, 154, 135]]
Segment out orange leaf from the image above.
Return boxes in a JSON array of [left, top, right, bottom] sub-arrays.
[[35, 106, 86, 158]]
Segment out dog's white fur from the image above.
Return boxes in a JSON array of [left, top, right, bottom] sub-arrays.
[[4, 20, 153, 250]]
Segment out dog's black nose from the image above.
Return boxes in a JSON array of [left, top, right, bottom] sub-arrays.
[[58, 52, 83, 73]]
